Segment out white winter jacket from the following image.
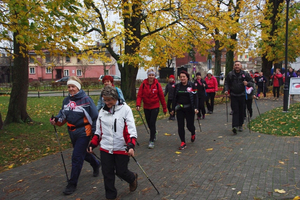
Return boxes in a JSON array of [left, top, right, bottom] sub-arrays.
[[94, 102, 137, 155]]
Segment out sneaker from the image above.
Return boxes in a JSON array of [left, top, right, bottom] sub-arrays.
[[154, 131, 158, 141], [170, 116, 175, 120], [191, 134, 196, 142], [63, 183, 76, 195], [148, 141, 155, 149], [178, 142, 186, 150], [238, 126, 243, 132], [202, 114, 205, 119], [129, 173, 138, 192], [232, 127, 237, 135], [93, 162, 101, 177]]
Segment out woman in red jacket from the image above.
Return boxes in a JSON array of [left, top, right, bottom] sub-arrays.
[[136, 69, 167, 149], [205, 70, 218, 114], [270, 68, 283, 100]]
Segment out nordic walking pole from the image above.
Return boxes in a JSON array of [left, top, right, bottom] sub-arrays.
[[247, 109, 251, 133], [137, 109, 150, 134], [131, 156, 160, 194], [52, 117, 69, 182], [196, 117, 202, 132], [254, 98, 261, 116], [225, 94, 228, 122]]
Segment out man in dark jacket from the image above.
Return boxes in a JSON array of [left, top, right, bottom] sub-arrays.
[[224, 61, 254, 134]]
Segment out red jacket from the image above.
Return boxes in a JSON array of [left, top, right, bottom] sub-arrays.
[[271, 73, 283, 87], [205, 75, 218, 93], [136, 78, 167, 112]]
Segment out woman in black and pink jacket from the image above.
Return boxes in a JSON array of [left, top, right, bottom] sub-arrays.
[[205, 70, 218, 114]]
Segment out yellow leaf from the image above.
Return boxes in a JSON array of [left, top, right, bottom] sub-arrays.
[[17, 179, 24, 183], [8, 164, 14, 169], [237, 191, 241, 195], [206, 148, 213, 151], [279, 161, 285, 165], [164, 133, 172, 136], [274, 189, 286, 194], [293, 196, 300, 200], [10, 138, 14, 141], [279, 122, 286, 125], [292, 116, 298, 120], [175, 151, 182, 154]]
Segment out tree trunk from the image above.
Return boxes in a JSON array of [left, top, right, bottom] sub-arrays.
[[0, 112, 3, 130], [4, 32, 31, 125], [225, 50, 234, 76], [214, 39, 221, 83], [119, 63, 139, 100], [261, 54, 273, 82]]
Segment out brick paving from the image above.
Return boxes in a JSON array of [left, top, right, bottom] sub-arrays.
[[1, 97, 300, 200]]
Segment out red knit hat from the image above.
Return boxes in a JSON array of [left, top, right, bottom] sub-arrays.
[[102, 75, 114, 85], [169, 75, 175, 79]]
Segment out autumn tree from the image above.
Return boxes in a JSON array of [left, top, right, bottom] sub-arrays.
[[0, 0, 83, 125]]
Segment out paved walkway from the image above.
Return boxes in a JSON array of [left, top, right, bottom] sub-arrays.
[[1, 97, 300, 200]]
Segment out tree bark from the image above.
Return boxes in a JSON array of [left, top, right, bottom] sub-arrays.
[[214, 39, 221, 83], [4, 32, 32, 125]]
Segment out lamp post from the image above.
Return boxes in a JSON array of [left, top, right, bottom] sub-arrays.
[[283, 0, 290, 112]]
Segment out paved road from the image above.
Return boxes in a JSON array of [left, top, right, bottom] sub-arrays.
[[1, 97, 300, 200]]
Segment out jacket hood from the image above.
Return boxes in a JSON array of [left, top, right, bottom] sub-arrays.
[[69, 90, 86, 101]]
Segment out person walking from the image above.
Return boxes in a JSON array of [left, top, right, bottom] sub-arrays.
[[270, 68, 283, 100], [50, 76, 100, 195], [136, 69, 167, 149], [88, 85, 138, 200], [97, 75, 125, 111], [245, 83, 256, 119], [255, 71, 267, 99], [170, 70, 198, 150], [164, 74, 176, 120], [224, 61, 254, 134], [205, 70, 218, 114], [194, 72, 207, 119]]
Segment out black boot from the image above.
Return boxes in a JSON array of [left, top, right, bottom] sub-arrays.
[[63, 182, 76, 195]]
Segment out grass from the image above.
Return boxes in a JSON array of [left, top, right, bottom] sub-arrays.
[[250, 102, 300, 136]]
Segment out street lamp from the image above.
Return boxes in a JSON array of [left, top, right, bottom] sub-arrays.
[[283, 0, 290, 112]]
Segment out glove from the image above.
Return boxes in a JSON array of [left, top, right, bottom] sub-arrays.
[[126, 142, 135, 152], [89, 135, 100, 149], [50, 115, 58, 123]]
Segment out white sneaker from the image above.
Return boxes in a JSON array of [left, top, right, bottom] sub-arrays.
[[148, 142, 155, 149]]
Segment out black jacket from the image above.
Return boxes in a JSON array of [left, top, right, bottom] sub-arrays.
[[172, 81, 198, 110], [194, 79, 207, 98], [164, 82, 176, 100], [225, 70, 254, 97]]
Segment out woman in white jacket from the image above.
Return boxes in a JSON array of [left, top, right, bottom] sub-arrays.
[[88, 85, 138, 200]]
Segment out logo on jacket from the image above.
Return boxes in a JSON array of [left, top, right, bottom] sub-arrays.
[[172, 84, 175, 88], [69, 101, 77, 110], [187, 87, 192, 92]]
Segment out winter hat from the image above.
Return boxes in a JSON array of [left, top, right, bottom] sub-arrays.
[[179, 70, 190, 80], [207, 70, 213, 75], [196, 72, 201, 76], [169, 75, 175, 79], [67, 79, 81, 90], [102, 75, 114, 84]]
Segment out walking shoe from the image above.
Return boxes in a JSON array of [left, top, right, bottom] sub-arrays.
[[148, 141, 155, 149], [191, 134, 196, 142], [202, 114, 205, 119], [178, 142, 186, 150], [63, 183, 76, 195], [170, 116, 175, 120], [129, 173, 138, 192], [154, 131, 158, 141], [238, 126, 243, 132], [93, 162, 101, 177], [232, 127, 237, 135]]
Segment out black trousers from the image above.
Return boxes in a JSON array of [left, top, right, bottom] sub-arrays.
[[144, 108, 159, 142], [231, 95, 245, 128], [101, 151, 135, 199], [206, 92, 216, 112], [273, 87, 280, 98], [167, 99, 174, 117], [244, 98, 253, 118], [197, 97, 206, 117], [176, 107, 195, 143], [257, 86, 266, 97]]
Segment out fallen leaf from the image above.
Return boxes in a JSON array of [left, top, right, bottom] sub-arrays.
[[237, 191, 241, 195], [164, 133, 172, 136], [218, 136, 223, 138], [175, 151, 181, 154], [292, 116, 298, 120], [17, 179, 23, 183], [206, 148, 213, 151], [279, 122, 287, 125], [8, 164, 14, 169], [293, 196, 300, 200], [274, 189, 286, 194], [279, 161, 285, 165]]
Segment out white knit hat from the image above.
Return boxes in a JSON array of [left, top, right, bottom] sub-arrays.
[[207, 70, 213, 75]]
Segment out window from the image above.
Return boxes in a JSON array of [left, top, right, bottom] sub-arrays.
[[77, 57, 81, 63], [66, 56, 70, 62], [64, 70, 69, 76], [46, 55, 51, 63], [29, 67, 35, 74], [89, 56, 95, 64], [29, 57, 34, 63], [77, 69, 82, 76], [46, 67, 51, 74]]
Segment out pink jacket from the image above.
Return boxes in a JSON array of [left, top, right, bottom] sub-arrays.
[[205, 75, 218, 93]]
